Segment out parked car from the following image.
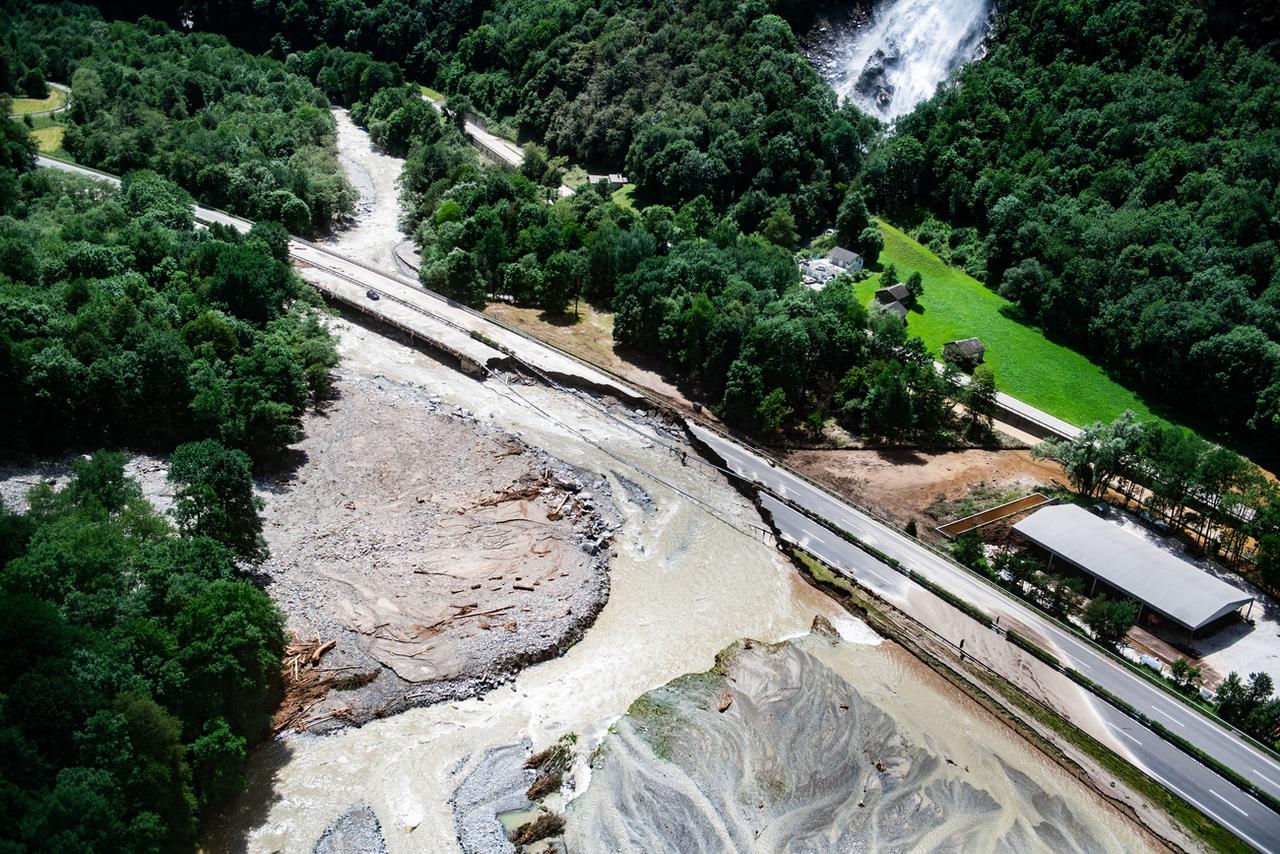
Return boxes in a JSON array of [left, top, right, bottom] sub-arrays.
[[366, 289, 380, 301], [1138, 511, 1172, 536]]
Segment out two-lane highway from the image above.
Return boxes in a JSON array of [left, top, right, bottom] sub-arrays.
[[695, 424, 1280, 850], [37, 154, 1280, 848], [37, 156, 642, 405]]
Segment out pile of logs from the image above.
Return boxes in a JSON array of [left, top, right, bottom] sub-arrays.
[[273, 633, 349, 733]]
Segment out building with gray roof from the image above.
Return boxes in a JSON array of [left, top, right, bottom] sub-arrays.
[[1013, 503, 1253, 634], [826, 246, 862, 271]]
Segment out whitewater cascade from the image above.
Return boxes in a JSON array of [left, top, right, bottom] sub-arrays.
[[828, 0, 992, 121]]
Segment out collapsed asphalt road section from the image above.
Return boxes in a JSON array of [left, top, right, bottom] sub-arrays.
[[36, 154, 1280, 850]]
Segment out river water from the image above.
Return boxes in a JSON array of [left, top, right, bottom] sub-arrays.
[[205, 321, 1151, 852], [205, 320, 875, 852], [203, 117, 1152, 852]]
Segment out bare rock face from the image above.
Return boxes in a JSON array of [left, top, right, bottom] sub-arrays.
[[564, 638, 1121, 852], [313, 804, 387, 854], [853, 43, 901, 110]]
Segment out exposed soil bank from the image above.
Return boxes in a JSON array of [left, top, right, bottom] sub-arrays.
[[785, 446, 1063, 539], [450, 627, 1158, 853], [263, 362, 616, 731]]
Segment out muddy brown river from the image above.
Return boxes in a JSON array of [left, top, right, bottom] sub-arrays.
[[202, 320, 1151, 853], [203, 114, 1153, 852]]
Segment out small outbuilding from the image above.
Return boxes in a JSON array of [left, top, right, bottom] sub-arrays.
[[881, 301, 908, 321], [827, 246, 863, 272], [875, 283, 911, 306], [943, 337, 985, 370], [587, 173, 629, 189]]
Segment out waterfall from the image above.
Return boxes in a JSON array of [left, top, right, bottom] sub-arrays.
[[825, 0, 992, 121]]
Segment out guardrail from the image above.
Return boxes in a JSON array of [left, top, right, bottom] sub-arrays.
[[760, 490, 1280, 817], [43, 153, 1280, 775]]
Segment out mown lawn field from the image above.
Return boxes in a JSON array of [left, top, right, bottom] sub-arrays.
[[29, 123, 65, 155], [855, 221, 1159, 427], [9, 87, 66, 115], [611, 184, 636, 210]]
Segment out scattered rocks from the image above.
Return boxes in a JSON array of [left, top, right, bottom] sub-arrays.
[[313, 804, 387, 854], [452, 742, 534, 854], [257, 370, 620, 732]]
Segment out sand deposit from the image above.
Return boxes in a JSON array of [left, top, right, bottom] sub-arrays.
[[261, 365, 615, 730], [450, 625, 1155, 853], [322, 108, 414, 275], [563, 628, 1153, 853]]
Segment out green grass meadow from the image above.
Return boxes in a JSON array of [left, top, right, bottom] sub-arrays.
[[9, 87, 66, 115], [856, 221, 1158, 427]]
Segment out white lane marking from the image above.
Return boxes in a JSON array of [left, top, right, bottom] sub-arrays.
[[786, 522, 895, 588], [1152, 706, 1186, 728], [1254, 770, 1280, 789], [745, 435, 1275, 783], [1110, 725, 1143, 747], [1144, 769, 1268, 852], [1210, 789, 1250, 817]]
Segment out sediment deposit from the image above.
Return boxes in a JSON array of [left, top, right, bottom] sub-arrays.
[[262, 365, 616, 730], [564, 628, 1151, 853]]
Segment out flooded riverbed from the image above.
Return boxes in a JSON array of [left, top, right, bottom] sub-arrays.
[[204, 319, 874, 852], [204, 320, 1152, 852], [204, 113, 1154, 852]]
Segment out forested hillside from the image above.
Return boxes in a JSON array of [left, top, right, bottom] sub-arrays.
[[16, 0, 1280, 455], [871, 0, 1280, 447], [103, 0, 877, 237], [0, 41, 333, 844], [2, 3, 355, 234], [0, 167, 337, 464], [398, 103, 995, 441], [0, 451, 284, 852]]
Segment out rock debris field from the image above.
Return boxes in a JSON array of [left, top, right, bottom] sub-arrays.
[[264, 366, 618, 732]]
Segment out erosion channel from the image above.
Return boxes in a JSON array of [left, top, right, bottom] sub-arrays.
[[205, 111, 1158, 853]]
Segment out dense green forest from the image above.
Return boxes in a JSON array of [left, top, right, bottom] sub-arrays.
[[0, 165, 337, 464], [0, 449, 283, 852], [101, 0, 877, 237], [13, 0, 1278, 455], [874, 0, 1280, 450], [397, 101, 995, 440], [0, 48, 328, 844], [1, 2, 356, 234], [67, 0, 1280, 454]]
